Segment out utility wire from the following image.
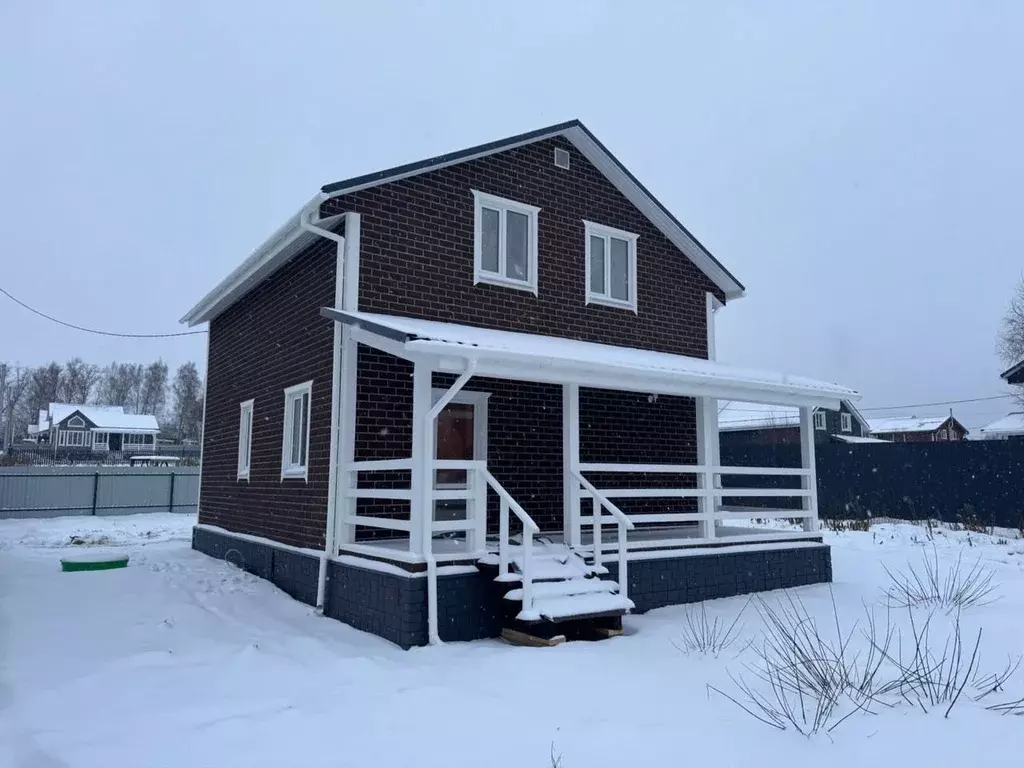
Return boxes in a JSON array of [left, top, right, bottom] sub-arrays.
[[859, 394, 1014, 411], [0, 285, 206, 338]]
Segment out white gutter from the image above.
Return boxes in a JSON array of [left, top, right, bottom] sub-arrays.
[[422, 360, 477, 645], [298, 208, 349, 615]]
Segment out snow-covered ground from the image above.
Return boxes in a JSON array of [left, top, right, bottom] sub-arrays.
[[1, 514, 1022, 768]]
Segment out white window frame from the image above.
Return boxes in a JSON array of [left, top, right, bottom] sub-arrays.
[[68, 415, 86, 428], [813, 411, 827, 431], [584, 220, 639, 312], [432, 388, 489, 490], [472, 190, 540, 294], [59, 429, 89, 448], [123, 433, 153, 447], [281, 380, 313, 481], [92, 431, 109, 451], [840, 413, 852, 433], [238, 399, 254, 481]]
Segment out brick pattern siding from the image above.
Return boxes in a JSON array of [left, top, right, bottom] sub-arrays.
[[322, 135, 722, 357], [199, 236, 338, 549]]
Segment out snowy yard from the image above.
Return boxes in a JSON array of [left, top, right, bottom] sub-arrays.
[[1, 515, 1022, 768]]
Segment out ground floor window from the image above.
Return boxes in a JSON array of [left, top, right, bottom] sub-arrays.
[[123, 433, 155, 446], [93, 431, 109, 449], [58, 430, 89, 448]]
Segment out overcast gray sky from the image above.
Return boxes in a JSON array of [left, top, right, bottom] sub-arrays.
[[1, 1, 1021, 429]]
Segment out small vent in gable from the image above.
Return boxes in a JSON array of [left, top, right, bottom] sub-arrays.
[[554, 148, 570, 170]]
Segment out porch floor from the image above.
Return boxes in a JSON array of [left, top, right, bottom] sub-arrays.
[[341, 522, 822, 564]]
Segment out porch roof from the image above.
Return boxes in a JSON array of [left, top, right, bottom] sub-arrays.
[[322, 309, 858, 408]]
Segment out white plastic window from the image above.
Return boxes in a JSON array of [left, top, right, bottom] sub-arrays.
[[584, 221, 638, 311], [238, 399, 254, 480], [472, 190, 540, 293], [282, 381, 312, 480]]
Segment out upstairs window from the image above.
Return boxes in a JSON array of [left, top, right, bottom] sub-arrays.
[[584, 221, 638, 312], [472, 190, 540, 294], [68, 415, 86, 428], [282, 381, 312, 480], [813, 411, 827, 430], [841, 413, 852, 432], [238, 399, 254, 481]]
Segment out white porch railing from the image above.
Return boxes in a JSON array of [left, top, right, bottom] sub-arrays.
[[572, 462, 817, 551], [571, 470, 634, 602], [340, 458, 542, 616]]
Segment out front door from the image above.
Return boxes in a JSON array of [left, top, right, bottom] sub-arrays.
[[109, 432, 122, 451], [433, 390, 488, 525]]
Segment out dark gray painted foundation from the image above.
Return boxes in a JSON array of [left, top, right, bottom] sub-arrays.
[[192, 527, 831, 648]]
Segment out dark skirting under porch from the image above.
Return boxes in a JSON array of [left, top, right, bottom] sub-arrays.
[[192, 527, 831, 649]]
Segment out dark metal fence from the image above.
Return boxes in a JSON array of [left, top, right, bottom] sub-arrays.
[[0, 466, 199, 519], [720, 441, 1024, 530]]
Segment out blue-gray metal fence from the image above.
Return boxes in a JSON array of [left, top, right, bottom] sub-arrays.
[[0, 467, 199, 519]]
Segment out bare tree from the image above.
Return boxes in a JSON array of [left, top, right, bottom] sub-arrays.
[[140, 360, 169, 418], [97, 362, 144, 410], [59, 357, 100, 404], [998, 278, 1024, 402], [171, 362, 204, 441], [26, 362, 63, 416], [0, 364, 30, 450]]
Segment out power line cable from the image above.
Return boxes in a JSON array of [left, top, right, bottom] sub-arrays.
[[859, 394, 1014, 411], [0, 285, 206, 338]]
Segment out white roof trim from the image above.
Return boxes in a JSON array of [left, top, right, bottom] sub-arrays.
[[181, 122, 744, 326], [326, 310, 858, 409]]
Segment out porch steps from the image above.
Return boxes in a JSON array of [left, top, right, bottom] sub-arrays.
[[496, 542, 633, 642], [503, 577, 619, 602]]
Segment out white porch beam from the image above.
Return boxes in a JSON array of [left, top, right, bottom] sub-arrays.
[[424, 353, 844, 411], [562, 384, 581, 548], [694, 396, 719, 540], [799, 406, 820, 532]]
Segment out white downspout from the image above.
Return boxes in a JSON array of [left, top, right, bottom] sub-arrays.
[[299, 205, 350, 615], [422, 360, 477, 645]]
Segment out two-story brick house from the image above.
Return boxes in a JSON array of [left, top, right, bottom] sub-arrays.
[[182, 120, 857, 648]]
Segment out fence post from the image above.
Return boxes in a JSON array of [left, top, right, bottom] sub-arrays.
[[91, 472, 99, 516], [168, 472, 176, 513]]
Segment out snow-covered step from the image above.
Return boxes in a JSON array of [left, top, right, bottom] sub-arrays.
[[518, 592, 635, 622], [515, 555, 607, 580], [504, 578, 619, 602]]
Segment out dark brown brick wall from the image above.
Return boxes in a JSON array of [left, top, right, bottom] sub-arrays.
[[200, 133, 719, 549], [322, 136, 722, 356], [199, 235, 337, 549]]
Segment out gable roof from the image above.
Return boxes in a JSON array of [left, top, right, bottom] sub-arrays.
[[717, 399, 866, 432], [182, 120, 745, 326], [1001, 359, 1024, 385], [978, 412, 1024, 438], [47, 403, 160, 433], [867, 415, 957, 434]]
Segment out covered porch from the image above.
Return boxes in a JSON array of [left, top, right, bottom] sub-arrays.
[[320, 308, 854, 640]]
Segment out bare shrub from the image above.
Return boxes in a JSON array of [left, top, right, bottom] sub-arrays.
[[869, 610, 982, 716], [673, 599, 749, 657], [884, 548, 996, 612], [708, 592, 891, 735], [711, 591, 1020, 735]]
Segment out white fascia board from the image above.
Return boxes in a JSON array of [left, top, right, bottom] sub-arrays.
[[564, 126, 745, 301], [180, 194, 328, 326]]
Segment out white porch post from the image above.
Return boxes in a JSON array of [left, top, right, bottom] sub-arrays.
[[334, 328, 359, 547], [410, 361, 434, 555], [694, 396, 719, 539], [562, 383, 581, 548], [799, 406, 820, 532]]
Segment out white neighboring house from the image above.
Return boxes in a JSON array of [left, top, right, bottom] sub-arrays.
[[28, 403, 160, 453], [976, 412, 1024, 440]]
